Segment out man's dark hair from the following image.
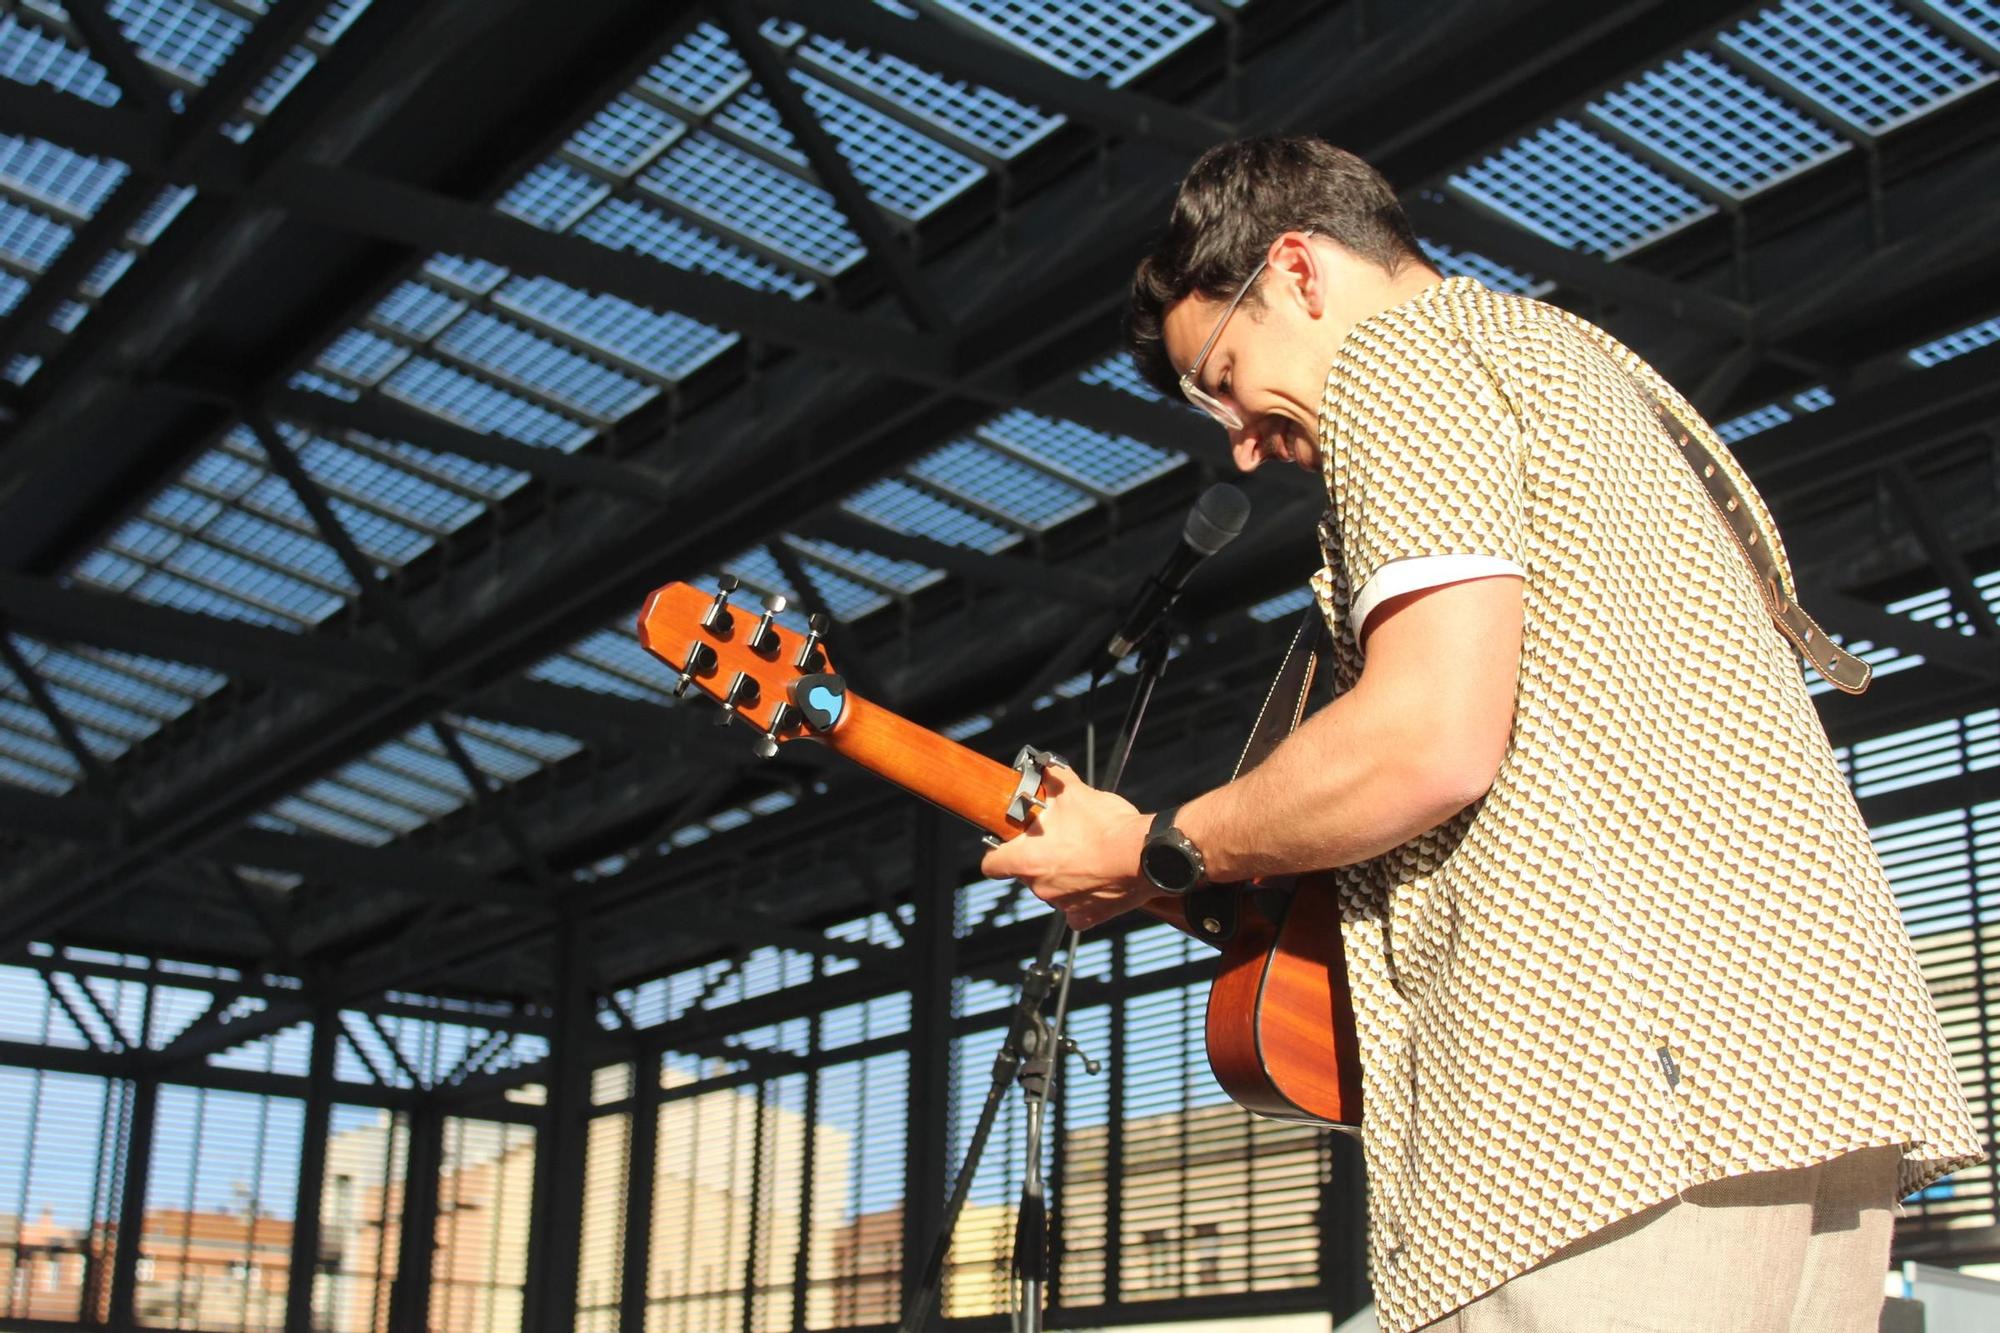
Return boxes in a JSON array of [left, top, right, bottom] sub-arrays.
[[1127, 137, 1426, 397]]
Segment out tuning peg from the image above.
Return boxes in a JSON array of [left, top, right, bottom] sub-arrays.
[[749, 593, 786, 655], [670, 640, 719, 698], [701, 575, 740, 634], [722, 672, 759, 709], [793, 612, 830, 671], [749, 702, 798, 759]]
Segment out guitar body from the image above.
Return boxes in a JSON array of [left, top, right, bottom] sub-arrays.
[[1203, 873, 1362, 1133], [637, 579, 1358, 1130]]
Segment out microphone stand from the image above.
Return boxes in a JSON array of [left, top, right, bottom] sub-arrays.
[[896, 625, 1174, 1333]]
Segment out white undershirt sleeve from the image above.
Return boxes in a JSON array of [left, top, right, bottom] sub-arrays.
[[1349, 553, 1526, 641]]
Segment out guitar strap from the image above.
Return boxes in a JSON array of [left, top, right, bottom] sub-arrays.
[[1184, 607, 1329, 945], [1186, 369, 1871, 937], [1233, 606, 1329, 781], [1622, 370, 1873, 694]]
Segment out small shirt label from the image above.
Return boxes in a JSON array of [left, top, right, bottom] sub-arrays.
[[1657, 1044, 1682, 1090]]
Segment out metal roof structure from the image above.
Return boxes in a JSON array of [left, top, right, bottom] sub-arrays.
[[0, 0, 1996, 1321]]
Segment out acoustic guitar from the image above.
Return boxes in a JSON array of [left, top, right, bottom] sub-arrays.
[[637, 578, 1361, 1132]]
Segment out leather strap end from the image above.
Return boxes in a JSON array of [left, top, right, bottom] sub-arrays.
[[1778, 604, 1872, 695]]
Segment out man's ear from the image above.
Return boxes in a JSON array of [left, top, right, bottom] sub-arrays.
[[1267, 231, 1324, 318]]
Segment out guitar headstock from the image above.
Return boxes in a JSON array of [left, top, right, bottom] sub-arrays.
[[636, 579, 840, 756]]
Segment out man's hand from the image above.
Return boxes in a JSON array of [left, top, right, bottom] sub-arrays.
[[979, 763, 1161, 932]]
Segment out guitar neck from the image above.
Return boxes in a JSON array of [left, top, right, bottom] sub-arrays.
[[820, 692, 1192, 936]]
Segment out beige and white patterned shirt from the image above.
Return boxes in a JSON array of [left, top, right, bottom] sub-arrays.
[[1308, 276, 1981, 1333]]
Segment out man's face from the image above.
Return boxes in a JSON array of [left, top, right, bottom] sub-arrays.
[[1161, 269, 1335, 476]]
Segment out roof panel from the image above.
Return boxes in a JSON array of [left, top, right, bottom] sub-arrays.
[[0, 135, 131, 219], [783, 534, 940, 598], [21, 640, 225, 730], [496, 160, 611, 232], [0, 270, 27, 316], [107, 0, 253, 86], [0, 195, 76, 272], [1589, 49, 1849, 196], [263, 795, 400, 845], [129, 183, 194, 244], [566, 93, 686, 180], [1448, 118, 1717, 256], [288, 431, 488, 541], [1720, 0, 1994, 133], [531, 626, 679, 702], [423, 252, 511, 295], [1924, 0, 1999, 47], [257, 711, 584, 848], [0, 12, 121, 106], [494, 274, 733, 383], [316, 326, 408, 386], [452, 714, 584, 776], [1419, 240, 1548, 295], [380, 356, 594, 452], [842, 478, 1018, 552], [796, 32, 1062, 158], [1715, 400, 1794, 442], [242, 43, 313, 117], [370, 279, 465, 340], [979, 407, 1181, 493], [80, 246, 135, 297], [63, 418, 498, 636], [1078, 351, 1167, 402], [929, 0, 1214, 89], [1247, 587, 1315, 623], [718, 544, 802, 607], [573, 195, 815, 297], [796, 71, 984, 220], [640, 22, 749, 116], [1908, 313, 2000, 366], [69, 548, 291, 628], [0, 750, 75, 795], [712, 85, 805, 165], [106, 518, 348, 625], [353, 432, 531, 505], [431, 309, 656, 421], [638, 133, 863, 275], [788, 553, 890, 622], [909, 439, 1091, 529]]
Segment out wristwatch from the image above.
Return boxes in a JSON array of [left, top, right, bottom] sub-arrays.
[[1140, 806, 1209, 895]]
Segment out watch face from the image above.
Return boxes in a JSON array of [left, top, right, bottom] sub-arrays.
[[1142, 839, 1197, 893]]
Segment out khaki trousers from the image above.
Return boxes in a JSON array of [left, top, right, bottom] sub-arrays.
[[1423, 1147, 1899, 1332]]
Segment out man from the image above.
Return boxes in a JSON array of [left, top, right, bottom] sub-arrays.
[[980, 137, 1979, 1332]]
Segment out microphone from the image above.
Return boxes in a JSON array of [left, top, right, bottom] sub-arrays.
[[1098, 483, 1252, 670]]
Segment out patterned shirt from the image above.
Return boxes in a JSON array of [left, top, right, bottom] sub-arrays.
[[1308, 276, 1981, 1333]]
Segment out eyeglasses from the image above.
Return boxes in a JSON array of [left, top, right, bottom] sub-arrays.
[[1176, 230, 1311, 432]]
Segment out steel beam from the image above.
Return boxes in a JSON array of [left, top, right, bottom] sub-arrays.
[[901, 808, 955, 1310], [1403, 192, 1750, 338], [800, 511, 1119, 607], [105, 1075, 156, 1330], [282, 1009, 336, 1333], [259, 159, 955, 382], [752, 0, 1235, 155], [0, 572, 413, 686], [0, 631, 116, 798], [254, 416, 431, 659], [214, 825, 553, 910], [260, 384, 679, 504], [718, 0, 949, 333], [524, 913, 591, 1333], [61, 3, 175, 121]]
